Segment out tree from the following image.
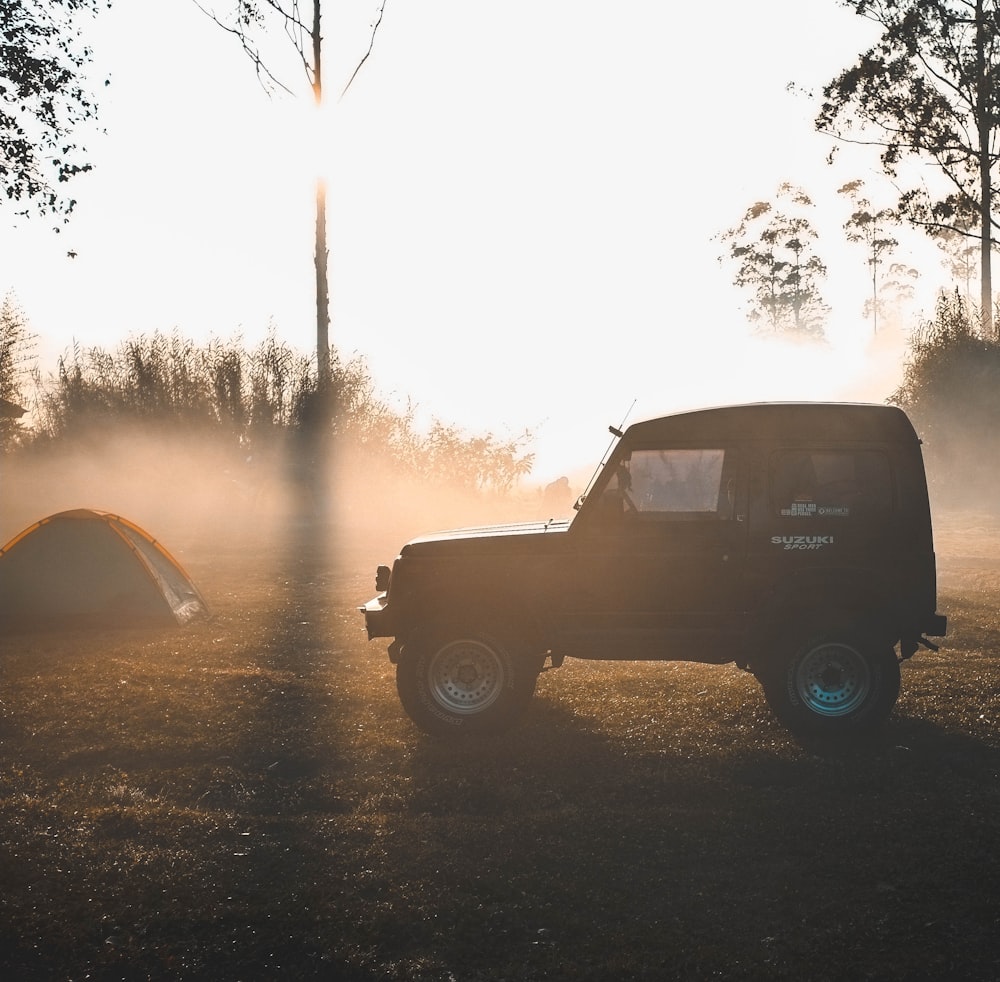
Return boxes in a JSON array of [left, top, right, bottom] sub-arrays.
[[891, 288, 1000, 503], [838, 179, 905, 333], [0, 0, 108, 226], [817, 0, 1000, 336], [878, 261, 922, 327], [195, 0, 388, 392], [719, 183, 829, 339], [0, 292, 36, 450]]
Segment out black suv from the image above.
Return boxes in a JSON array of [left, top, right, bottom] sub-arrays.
[[362, 403, 947, 740]]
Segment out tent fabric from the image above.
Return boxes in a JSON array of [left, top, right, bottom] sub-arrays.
[[0, 509, 209, 630]]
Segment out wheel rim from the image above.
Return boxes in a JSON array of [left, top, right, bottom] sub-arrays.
[[794, 641, 872, 717], [427, 639, 505, 716]]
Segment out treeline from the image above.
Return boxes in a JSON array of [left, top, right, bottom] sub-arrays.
[[1, 326, 535, 500]]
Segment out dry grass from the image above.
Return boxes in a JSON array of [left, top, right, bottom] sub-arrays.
[[1, 513, 998, 980]]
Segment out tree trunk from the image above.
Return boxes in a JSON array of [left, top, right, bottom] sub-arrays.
[[308, 0, 330, 518], [977, 0, 994, 337], [981, 169, 993, 338], [871, 258, 878, 335], [315, 175, 330, 387], [312, 0, 331, 388]]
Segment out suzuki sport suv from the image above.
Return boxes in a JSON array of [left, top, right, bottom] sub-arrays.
[[361, 403, 947, 740]]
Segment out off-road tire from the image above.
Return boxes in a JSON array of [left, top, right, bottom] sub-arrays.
[[396, 631, 539, 736], [761, 627, 900, 740]]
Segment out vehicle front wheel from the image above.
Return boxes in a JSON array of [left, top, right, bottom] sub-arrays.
[[760, 629, 900, 740], [396, 632, 539, 736]]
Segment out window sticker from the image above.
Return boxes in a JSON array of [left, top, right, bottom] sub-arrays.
[[781, 502, 818, 518], [779, 503, 852, 518]]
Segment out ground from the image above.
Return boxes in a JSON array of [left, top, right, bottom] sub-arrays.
[[0, 506, 997, 981]]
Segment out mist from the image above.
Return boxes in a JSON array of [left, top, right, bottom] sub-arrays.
[[1, 425, 567, 589]]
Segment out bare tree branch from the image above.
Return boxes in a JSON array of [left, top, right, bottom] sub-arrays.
[[340, 0, 388, 100], [191, 0, 294, 96]]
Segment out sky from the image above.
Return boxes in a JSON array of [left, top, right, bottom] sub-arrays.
[[0, 0, 950, 483]]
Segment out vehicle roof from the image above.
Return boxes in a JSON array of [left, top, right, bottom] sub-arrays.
[[623, 402, 919, 445]]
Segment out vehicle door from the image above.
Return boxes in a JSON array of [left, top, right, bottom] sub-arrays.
[[560, 444, 749, 659]]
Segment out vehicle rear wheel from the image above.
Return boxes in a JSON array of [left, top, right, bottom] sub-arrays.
[[761, 628, 900, 740], [396, 631, 539, 736]]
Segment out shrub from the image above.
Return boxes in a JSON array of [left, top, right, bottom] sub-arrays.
[[890, 290, 1000, 508]]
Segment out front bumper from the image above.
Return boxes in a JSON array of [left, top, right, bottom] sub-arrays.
[[360, 593, 394, 640]]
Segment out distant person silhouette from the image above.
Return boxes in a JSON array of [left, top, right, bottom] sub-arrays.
[[543, 476, 573, 517]]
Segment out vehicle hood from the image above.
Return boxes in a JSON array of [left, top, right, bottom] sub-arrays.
[[400, 518, 572, 556]]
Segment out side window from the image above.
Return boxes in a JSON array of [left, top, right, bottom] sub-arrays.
[[771, 450, 892, 518], [604, 449, 730, 519]]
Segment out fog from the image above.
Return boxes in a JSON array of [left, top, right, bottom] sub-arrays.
[[0, 426, 572, 585]]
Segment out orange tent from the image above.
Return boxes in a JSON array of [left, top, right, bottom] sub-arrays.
[[0, 509, 208, 631]]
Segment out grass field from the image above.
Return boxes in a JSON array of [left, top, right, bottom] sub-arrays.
[[1, 510, 998, 980]]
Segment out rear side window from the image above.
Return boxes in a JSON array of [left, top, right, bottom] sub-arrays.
[[771, 450, 892, 518]]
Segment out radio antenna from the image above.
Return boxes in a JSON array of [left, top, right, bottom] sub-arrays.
[[574, 399, 637, 510]]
